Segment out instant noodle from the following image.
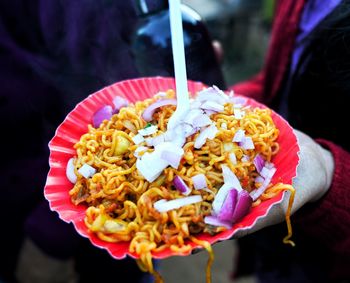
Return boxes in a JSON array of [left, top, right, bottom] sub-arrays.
[[45, 77, 300, 283]]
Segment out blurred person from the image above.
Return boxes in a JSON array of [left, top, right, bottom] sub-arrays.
[[0, 1, 146, 282], [230, 0, 350, 282]]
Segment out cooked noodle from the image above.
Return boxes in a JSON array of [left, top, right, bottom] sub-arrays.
[[69, 89, 295, 282]]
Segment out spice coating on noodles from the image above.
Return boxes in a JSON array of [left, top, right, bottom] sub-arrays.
[[68, 88, 295, 282]]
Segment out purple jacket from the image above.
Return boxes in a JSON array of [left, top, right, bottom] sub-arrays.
[[0, 1, 141, 281]]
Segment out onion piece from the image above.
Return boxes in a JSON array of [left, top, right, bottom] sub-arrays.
[[229, 96, 247, 106], [253, 154, 265, 173], [232, 190, 253, 223], [112, 96, 129, 114], [229, 153, 237, 165], [92, 105, 113, 128], [250, 165, 277, 201], [173, 176, 191, 195], [192, 114, 212, 128], [201, 100, 224, 112], [261, 165, 277, 179], [160, 145, 184, 169], [78, 163, 96, 178], [239, 136, 255, 150], [191, 174, 207, 190], [221, 165, 242, 191], [182, 124, 197, 138], [134, 146, 148, 159], [142, 99, 177, 122], [147, 134, 166, 147], [154, 195, 202, 213], [232, 129, 245, 142], [136, 150, 168, 182], [241, 155, 250, 162], [185, 108, 204, 125], [217, 189, 238, 222], [138, 125, 158, 136], [204, 215, 232, 229], [212, 183, 233, 215], [194, 124, 218, 149], [197, 87, 228, 105], [233, 108, 245, 119], [255, 176, 265, 184], [66, 158, 77, 183], [132, 134, 145, 145]]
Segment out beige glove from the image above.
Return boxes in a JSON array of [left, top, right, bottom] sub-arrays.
[[233, 129, 335, 238]]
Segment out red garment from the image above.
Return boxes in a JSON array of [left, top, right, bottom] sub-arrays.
[[230, 0, 350, 280]]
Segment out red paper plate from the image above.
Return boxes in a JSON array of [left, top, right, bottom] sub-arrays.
[[44, 77, 300, 260]]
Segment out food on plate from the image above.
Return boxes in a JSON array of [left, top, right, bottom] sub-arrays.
[[66, 86, 295, 282]]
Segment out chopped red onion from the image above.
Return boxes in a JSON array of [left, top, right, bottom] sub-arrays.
[[154, 195, 202, 213], [160, 143, 184, 169], [229, 153, 237, 165], [132, 134, 145, 145], [142, 99, 177, 122], [217, 189, 238, 222], [147, 134, 165, 147], [260, 165, 276, 179], [213, 85, 229, 99], [134, 146, 148, 159], [239, 136, 255, 150], [232, 190, 253, 223], [173, 176, 191, 195], [78, 163, 96, 178], [241, 155, 250, 162], [173, 135, 186, 147], [136, 150, 168, 182], [255, 176, 265, 184], [212, 183, 234, 215], [66, 158, 77, 183], [204, 215, 232, 229], [197, 86, 228, 105], [182, 124, 197, 137], [138, 125, 158, 136], [250, 166, 277, 201], [194, 124, 218, 149], [92, 105, 113, 128], [253, 154, 265, 173], [232, 129, 245, 142], [186, 108, 204, 124], [233, 108, 245, 119], [221, 165, 242, 191], [265, 161, 275, 169], [229, 96, 247, 105], [192, 114, 212, 128], [112, 96, 129, 114], [191, 174, 207, 190], [212, 165, 243, 214], [201, 100, 224, 112]]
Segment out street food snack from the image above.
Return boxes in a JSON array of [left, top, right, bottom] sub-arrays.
[[45, 78, 299, 283]]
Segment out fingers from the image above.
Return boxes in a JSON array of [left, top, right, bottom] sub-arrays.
[[293, 129, 334, 202]]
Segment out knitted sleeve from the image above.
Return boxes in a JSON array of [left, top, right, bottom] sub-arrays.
[[295, 140, 350, 279]]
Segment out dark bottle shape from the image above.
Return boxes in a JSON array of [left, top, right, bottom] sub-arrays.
[[132, 0, 226, 89]]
